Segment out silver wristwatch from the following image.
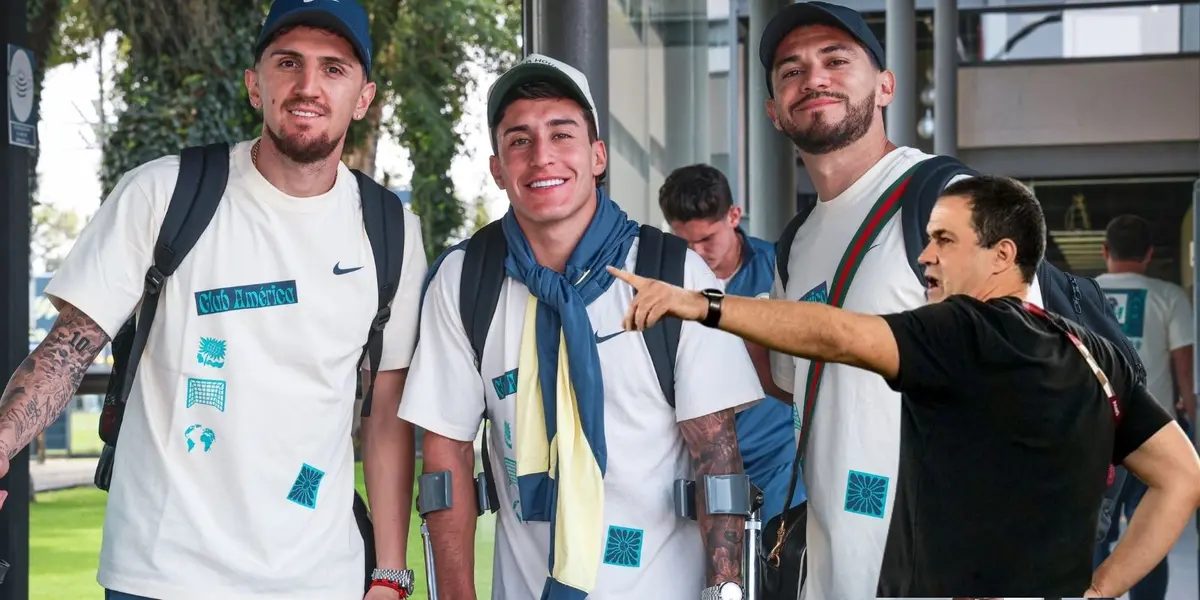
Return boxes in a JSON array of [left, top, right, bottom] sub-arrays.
[[371, 568, 415, 595], [700, 581, 744, 600]]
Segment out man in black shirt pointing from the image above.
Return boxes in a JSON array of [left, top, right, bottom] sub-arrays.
[[607, 175, 1200, 598]]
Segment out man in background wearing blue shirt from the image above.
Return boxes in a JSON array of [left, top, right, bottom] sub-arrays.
[[658, 163, 805, 531]]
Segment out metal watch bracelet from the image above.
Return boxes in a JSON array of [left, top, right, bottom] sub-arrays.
[[371, 568, 414, 593]]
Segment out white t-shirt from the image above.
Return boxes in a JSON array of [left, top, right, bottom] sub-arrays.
[[1096, 271, 1194, 412], [45, 139, 427, 600], [398, 238, 764, 599], [768, 147, 1043, 600]]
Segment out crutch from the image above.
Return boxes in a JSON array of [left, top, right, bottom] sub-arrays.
[[415, 471, 453, 600], [416, 461, 498, 600], [675, 474, 761, 600]]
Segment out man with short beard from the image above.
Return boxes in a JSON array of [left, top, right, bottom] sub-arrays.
[[0, 1, 427, 599], [750, 3, 1043, 599]]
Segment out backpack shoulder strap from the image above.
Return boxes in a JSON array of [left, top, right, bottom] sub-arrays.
[[354, 171, 407, 418], [635, 224, 688, 408], [460, 220, 508, 369], [775, 200, 818, 292], [118, 142, 230, 406], [898, 156, 980, 284], [457, 220, 507, 516]]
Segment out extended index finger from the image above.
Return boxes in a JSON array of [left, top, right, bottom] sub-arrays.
[[607, 265, 645, 288]]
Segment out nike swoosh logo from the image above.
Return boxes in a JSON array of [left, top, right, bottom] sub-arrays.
[[333, 262, 364, 275], [867, 243, 881, 252], [595, 330, 625, 344]]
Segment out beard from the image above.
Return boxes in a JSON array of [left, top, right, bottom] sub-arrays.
[[264, 99, 343, 164], [781, 90, 876, 155]]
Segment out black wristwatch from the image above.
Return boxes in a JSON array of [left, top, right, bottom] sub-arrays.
[[699, 288, 724, 328]]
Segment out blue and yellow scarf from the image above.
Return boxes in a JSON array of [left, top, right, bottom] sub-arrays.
[[503, 190, 638, 599]]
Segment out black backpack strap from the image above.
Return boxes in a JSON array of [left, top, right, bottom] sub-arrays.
[[118, 142, 230, 407], [635, 224, 688, 408], [460, 221, 508, 368], [775, 201, 818, 292], [354, 171, 406, 418], [458, 220, 507, 515], [898, 156, 981, 284], [96, 142, 229, 491]]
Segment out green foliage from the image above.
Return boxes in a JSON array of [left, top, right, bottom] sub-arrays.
[[38, 0, 521, 260], [31, 203, 83, 271], [99, 0, 268, 197], [374, 0, 522, 260]]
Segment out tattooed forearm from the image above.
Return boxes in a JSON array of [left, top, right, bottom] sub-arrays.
[[0, 303, 109, 460], [680, 408, 745, 587]]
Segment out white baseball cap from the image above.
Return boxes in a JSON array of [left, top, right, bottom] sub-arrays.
[[486, 53, 599, 147]]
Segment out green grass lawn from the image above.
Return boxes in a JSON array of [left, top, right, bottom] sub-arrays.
[[30, 461, 495, 599]]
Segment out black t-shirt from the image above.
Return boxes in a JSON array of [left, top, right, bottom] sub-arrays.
[[875, 295, 1172, 598]]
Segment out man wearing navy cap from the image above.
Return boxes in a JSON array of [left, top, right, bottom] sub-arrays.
[[0, 0, 428, 598], [750, 3, 1045, 599]]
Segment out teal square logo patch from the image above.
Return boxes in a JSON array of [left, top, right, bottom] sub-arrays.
[[286, 463, 325, 509], [603, 525, 644, 568], [844, 470, 889, 518]]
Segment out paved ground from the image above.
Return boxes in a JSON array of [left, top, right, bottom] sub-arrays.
[[30, 456, 98, 493], [25, 458, 1200, 598]]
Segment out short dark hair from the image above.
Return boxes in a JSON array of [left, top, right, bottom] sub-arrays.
[[941, 175, 1046, 284], [1104, 215, 1153, 262], [491, 80, 605, 186], [658, 164, 734, 222]]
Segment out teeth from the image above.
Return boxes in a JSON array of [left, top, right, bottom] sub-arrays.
[[291, 110, 318, 117], [530, 178, 565, 189]]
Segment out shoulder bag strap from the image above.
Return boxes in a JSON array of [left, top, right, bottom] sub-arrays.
[[768, 161, 922, 564]]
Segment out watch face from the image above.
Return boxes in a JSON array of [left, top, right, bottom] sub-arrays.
[[719, 582, 743, 600]]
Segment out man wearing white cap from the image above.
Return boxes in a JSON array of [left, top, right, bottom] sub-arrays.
[[398, 54, 764, 599]]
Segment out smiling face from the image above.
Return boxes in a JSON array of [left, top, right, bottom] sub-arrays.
[[765, 24, 892, 155], [489, 95, 606, 226], [245, 25, 375, 164]]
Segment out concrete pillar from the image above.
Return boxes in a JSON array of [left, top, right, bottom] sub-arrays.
[[522, 0, 539, 58], [749, 0, 798, 241], [933, 0, 958, 157], [664, 9, 710, 171], [1, 0, 34, 597], [885, 0, 917, 148], [535, 0, 610, 145]]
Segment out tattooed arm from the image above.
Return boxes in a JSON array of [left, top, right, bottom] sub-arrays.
[[680, 409, 745, 587], [0, 303, 109, 467]]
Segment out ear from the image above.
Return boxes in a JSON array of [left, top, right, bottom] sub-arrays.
[[728, 205, 743, 228], [765, 99, 783, 132], [354, 81, 377, 121], [245, 68, 262, 110], [993, 238, 1019, 276], [489, 154, 506, 190], [592, 139, 608, 178], [876, 69, 896, 108], [1144, 246, 1155, 264], [1101, 242, 1110, 260]]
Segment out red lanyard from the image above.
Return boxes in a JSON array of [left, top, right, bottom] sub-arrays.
[[1023, 301, 1123, 484]]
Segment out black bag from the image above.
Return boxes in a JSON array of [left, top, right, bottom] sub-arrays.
[[92, 142, 408, 592], [451, 220, 689, 511], [770, 155, 1148, 595]]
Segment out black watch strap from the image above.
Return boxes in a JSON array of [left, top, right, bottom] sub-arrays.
[[700, 289, 723, 328]]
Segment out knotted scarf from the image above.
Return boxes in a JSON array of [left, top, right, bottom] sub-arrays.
[[506, 190, 639, 599]]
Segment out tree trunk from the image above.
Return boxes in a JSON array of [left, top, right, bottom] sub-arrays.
[[342, 101, 384, 177]]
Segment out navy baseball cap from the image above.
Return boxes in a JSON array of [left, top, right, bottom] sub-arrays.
[[255, 0, 373, 78], [758, 1, 885, 96]]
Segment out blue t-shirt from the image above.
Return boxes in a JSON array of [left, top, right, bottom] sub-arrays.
[[727, 231, 806, 522]]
